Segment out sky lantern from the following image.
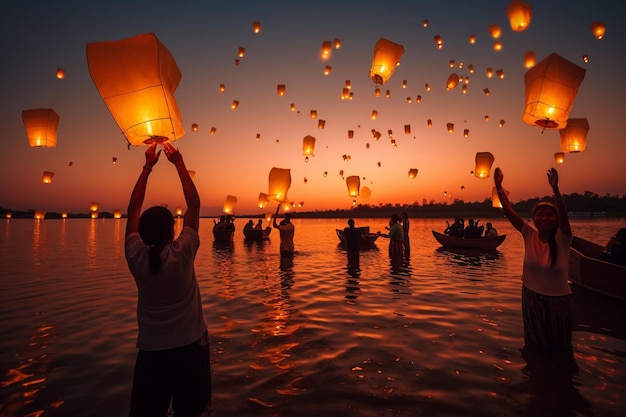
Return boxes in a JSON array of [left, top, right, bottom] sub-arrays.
[[416, 95, 421, 103], [321, 40, 332, 60], [90, 202, 99, 212], [468, 34, 476, 44], [423, 19, 429, 28], [404, 124, 411, 135], [374, 88, 381, 97], [425, 83, 430, 91], [486, 67, 493, 78], [523, 50, 536, 68], [210, 127, 216, 135], [310, 110, 317, 119], [22, 108, 60, 148], [493, 41, 503, 51], [474, 152, 495, 179], [333, 38, 341, 49], [361, 186, 371, 198], [346, 176, 360, 197], [506, 0, 532, 32], [484, 88, 491, 96], [5, 212, 12, 219], [303, 135, 315, 157], [86, 33, 184, 146], [234, 59, 240, 66], [290, 103, 296, 111], [219, 84, 225, 92], [277, 84, 285, 96], [34, 210, 46, 220], [255, 133, 261, 141], [268, 167, 291, 202], [42, 171, 54, 184], [491, 187, 509, 208], [496, 69, 505, 79], [369, 38, 405, 85], [339, 169, 344, 179], [345, 80, 351, 89], [499, 119, 506, 127], [484, 115, 489, 122], [56, 68, 65, 79], [582, 55, 589, 63], [462, 85, 468, 94], [406, 97, 412, 104], [446, 123, 454, 133], [191, 123, 198, 132], [463, 129, 469, 137], [385, 90, 390, 98], [113, 209, 122, 219], [231, 100, 239, 109], [446, 73, 459, 90], [258, 192, 269, 209], [402, 79, 407, 88], [348, 130, 354, 139], [408, 168, 418, 179], [341, 87, 349, 100], [590, 22, 606, 40], [488, 24, 501, 38], [223, 195, 237, 214], [238, 47, 245, 58], [554, 152, 565, 164], [522, 53, 586, 129], [427, 119, 432, 128], [371, 110, 378, 120], [112, 157, 118, 164], [559, 118, 589, 152], [434, 35, 444, 49], [252, 21, 261, 34], [318, 120, 325, 129], [324, 65, 331, 75]]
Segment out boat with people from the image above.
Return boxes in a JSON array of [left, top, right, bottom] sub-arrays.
[[568, 236, 626, 301], [431, 230, 506, 250], [243, 227, 272, 241], [336, 226, 380, 248], [213, 228, 234, 242]]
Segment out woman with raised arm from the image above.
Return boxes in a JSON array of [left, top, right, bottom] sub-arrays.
[[125, 142, 211, 417]]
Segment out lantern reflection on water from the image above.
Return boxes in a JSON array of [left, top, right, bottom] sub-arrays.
[[369, 38, 405, 85], [87, 33, 185, 146], [22, 109, 60, 148], [474, 152, 495, 179], [560, 118, 589, 153]]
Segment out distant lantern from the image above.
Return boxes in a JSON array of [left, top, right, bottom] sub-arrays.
[[374, 87, 381, 97], [210, 127, 216, 135], [318, 119, 325, 129], [449, 60, 455, 68], [404, 124, 411, 135], [590, 22, 606, 40], [462, 85, 468, 94], [188, 170, 196, 179], [310, 110, 317, 119], [255, 133, 261, 141], [304, 177, 308, 183], [468, 64, 474, 73], [447, 123, 454, 133], [61, 212, 68, 218], [42, 171, 54, 184], [34, 211, 46, 220], [484, 115, 489, 122], [524, 50, 536, 68], [86, 33, 185, 146], [277, 84, 286, 96], [506, 0, 532, 32], [112, 156, 117, 164], [484, 88, 491, 96], [369, 37, 405, 85], [425, 83, 430, 91], [175, 207, 183, 217], [408, 168, 418, 179], [341, 88, 349, 99], [339, 169, 344, 178], [488, 24, 501, 39], [496, 69, 505, 79], [348, 130, 354, 139], [554, 152, 565, 164], [113, 209, 122, 219], [346, 176, 360, 197], [402, 79, 407, 88], [191, 123, 198, 132], [253, 21, 261, 34], [474, 152, 495, 179], [493, 41, 503, 51], [427, 119, 433, 128], [238, 47, 245, 58], [416, 95, 421, 103], [345, 80, 352, 89], [406, 97, 412, 104], [582, 55, 589, 63], [22, 108, 60, 148], [90, 202, 99, 212], [385, 90, 390, 98], [321, 40, 332, 60], [492, 186, 509, 208], [446, 73, 459, 90], [223, 195, 237, 214], [231, 100, 239, 109], [219, 84, 225, 92], [91, 212, 99, 219], [268, 167, 291, 202], [464, 129, 469, 137], [434, 35, 444, 49], [499, 119, 506, 127], [371, 110, 378, 120], [469, 34, 476, 44], [560, 118, 589, 153], [522, 53, 586, 129], [324, 65, 332, 75], [323, 171, 328, 177], [388, 129, 393, 138], [234, 59, 240, 66], [423, 19, 429, 28], [334, 38, 341, 49], [56, 68, 65, 79], [303, 135, 316, 156], [258, 193, 269, 208], [290, 103, 296, 111], [486, 67, 493, 78], [5, 212, 12, 219]]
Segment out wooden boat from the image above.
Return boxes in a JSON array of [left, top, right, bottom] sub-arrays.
[[213, 227, 234, 242], [243, 227, 272, 241], [568, 236, 626, 301], [336, 226, 379, 248], [432, 230, 506, 250]]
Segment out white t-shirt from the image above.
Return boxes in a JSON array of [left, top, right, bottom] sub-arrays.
[[521, 222, 572, 296], [125, 227, 207, 350]]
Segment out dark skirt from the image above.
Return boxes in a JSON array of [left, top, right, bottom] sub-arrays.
[[521, 285, 573, 354]]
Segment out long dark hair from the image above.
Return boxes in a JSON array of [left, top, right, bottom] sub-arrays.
[[138, 206, 175, 274], [532, 202, 558, 267]]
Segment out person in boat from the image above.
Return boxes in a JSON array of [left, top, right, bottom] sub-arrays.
[[494, 166, 573, 355], [273, 204, 295, 257], [444, 218, 464, 237], [463, 219, 484, 238], [125, 142, 211, 417], [225, 215, 235, 232], [597, 227, 626, 266], [380, 214, 404, 262], [213, 215, 226, 231], [401, 211, 411, 258], [254, 219, 263, 230], [343, 218, 365, 267], [244, 220, 254, 232], [484, 222, 498, 238]]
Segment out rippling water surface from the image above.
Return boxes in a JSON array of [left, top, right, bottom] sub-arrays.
[[1, 217, 624, 417]]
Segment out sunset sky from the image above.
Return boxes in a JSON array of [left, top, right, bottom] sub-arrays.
[[1, 0, 624, 216]]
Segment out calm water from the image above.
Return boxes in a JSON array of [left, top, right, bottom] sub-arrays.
[[1, 217, 625, 417]]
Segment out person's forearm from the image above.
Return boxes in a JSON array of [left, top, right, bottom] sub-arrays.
[[128, 167, 150, 213]]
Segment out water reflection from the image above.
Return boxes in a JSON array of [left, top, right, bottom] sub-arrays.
[[87, 219, 97, 268], [32, 219, 42, 269], [389, 258, 412, 296], [279, 255, 294, 290]]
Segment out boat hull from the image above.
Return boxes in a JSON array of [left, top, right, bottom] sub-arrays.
[[336, 227, 379, 249], [244, 227, 272, 241], [432, 230, 506, 250]]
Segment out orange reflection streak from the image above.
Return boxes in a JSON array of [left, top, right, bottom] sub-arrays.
[[87, 219, 97, 268]]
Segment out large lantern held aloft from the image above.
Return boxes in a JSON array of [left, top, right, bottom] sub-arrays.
[[302, 135, 315, 156], [346, 176, 360, 197], [86, 32, 185, 145], [474, 152, 495, 179], [559, 118, 589, 153], [223, 195, 237, 214], [22, 109, 60, 148], [369, 38, 405, 86], [522, 53, 586, 129], [506, 0, 532, 32], [268, 167, 291, 203]]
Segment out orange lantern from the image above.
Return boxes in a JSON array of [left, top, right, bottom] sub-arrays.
[[22, 108, 60, 148], [318, 120, 325, 129], [231, 100, 239, 109], [499, 119, 506, 127], [348, 130, 354, 139], [369, 38, 405, 85], [277, 84, 286, 96], [559, 118, 589, 152], [523, 50, 536, 68], [404, 125, 411, 135], [34, 210, 46, 220], [191, 123, 198, 132], [446, 123, 454, 133], [446, 73, 459, 90], [56, 68, 65, 79], [506, 0, 532, 32], [42, 171, 54, 184], [86, 33, 185, 145], [522, 53, 586, 129], [238, 47, 245, 58], [493, 41, 503, 51], [463, 129, 469, 137], [408, 168, 418, 179], [252, 21, 261, 34], [321, 40, 332, 60], [258, 193, 269, 209], [5, 213, 12, 219], [468, 34, 476, 44], [223, 195, 237, 214], [324, 65, 331, 75], [303, 135, 315, 156], [112, 157, 117, 164], [210, 127, 216, 135], [346, 176, 360, 197], [90, 202, 99, 212], [496, 69, 505, 79], [486, 67, 493, 78], [113, 209, 122, 219], [474, 152, 495, 179], [268, 167, 291, 202], [310, 110, 317, 119], [590, 22, 606, 40], [219, 84, 225, 92], [434, 35, 444, 48], [488, 24, 501, 39], [554, 152, 565, 164], [334, 38, 341, 49], [61, 212, 68, 219], [371, 110, 378, 120], [427, 119, 432, 128]]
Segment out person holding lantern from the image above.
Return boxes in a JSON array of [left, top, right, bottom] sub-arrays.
[[125, 142, 211, 417], [494, 167, 573, 356], [273, 204, 295, 257]]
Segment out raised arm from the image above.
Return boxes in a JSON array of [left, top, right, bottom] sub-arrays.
[[547, 168, 571, 237], [494, 167, 524, 232], [272, 204, 281, 229], [162, 143, 200, 232], [126, 143, 161, 237]]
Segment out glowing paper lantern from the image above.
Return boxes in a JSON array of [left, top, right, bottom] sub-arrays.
[[258, 193, 269, 209], [303, 135, 315, 156], [474, 152, 495, 179], [464, 129, 469, 137], [324, 65, 332, 75], [223, 195, 237, 214], [277, 84, 286, 96], [446, 123, 454, 133], [321, 41, 332, 60], [231, 100, 239, 109], [434, 35, 444, 48], [496, 69, 505, 79], [42, 171, 54, 184], [488, 24, 501, 39], [468, 34, 476, 44], [493, 41, 503, 51], [408, 168, 418, 179], [371, 110, 378, 120], [369, 38, 405, 85], [590, 22, 606, 40], [492, 187, 509, 208], [5, 213, 12, 219], [91, 212, 99, 219], [34, 211, 46, 220], [90, 202, 99, 212], [253, 21, 261, 34], [554, 152, 565, 164], [268, 167, 291, 202], [191, 123, 198, 132], [86, 33, 185, 146], [210, 127, 216, 135], [404, 125, 411, 135], [522, 53, 586, 129], [348, 130, 354, 139], [113, 209, 122, 219], [559, 118, 589, 152], [499, 119, 506, 127], [112, 157, 117, 164], [22, 108, 60, 148], [524, 50, 536, 68], [238, 47, 245, 58], [506, 0, 532, 32], [61, 212, 68, 219], [346, 176, 360, 197], [427, 119, 432, 128], [334, 38, 341, 49], [318, 120, 325, 129], [56, 68, 65, 79], [446, 73, 459, 90], [219, 84, 225, 92], [310, 110, 317, 119]]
